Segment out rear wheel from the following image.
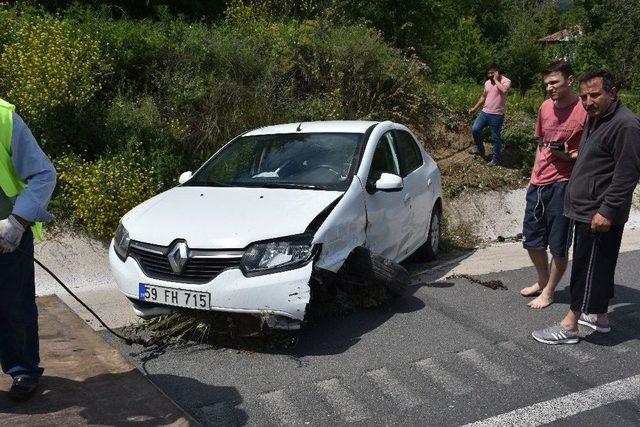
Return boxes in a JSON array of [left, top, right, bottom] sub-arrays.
[[418, 205, 441, 261]]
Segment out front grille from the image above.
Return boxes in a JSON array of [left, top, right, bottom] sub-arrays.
[[129, 241, 243, 284]]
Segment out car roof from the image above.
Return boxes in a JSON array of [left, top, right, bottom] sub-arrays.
[[243, 120, 380, 136]]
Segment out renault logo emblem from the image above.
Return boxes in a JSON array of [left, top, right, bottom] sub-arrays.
[[168, 241, 189, 274]]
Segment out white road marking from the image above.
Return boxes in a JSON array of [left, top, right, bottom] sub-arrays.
[[257, 390, 300, 426], [464, 373, 640, 426], [316, 378, 370, 422], [551, 344, 596, 363], [414, 358, 473, 395], [365, 367, 422, 409], [497, 341, 552, 372], [458, 348, 518, 385]]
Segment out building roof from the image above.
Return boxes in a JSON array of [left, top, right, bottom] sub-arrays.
[[539, 25, 582, 43]]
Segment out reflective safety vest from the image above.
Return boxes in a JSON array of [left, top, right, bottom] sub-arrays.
[[0, 98, 44, 240]]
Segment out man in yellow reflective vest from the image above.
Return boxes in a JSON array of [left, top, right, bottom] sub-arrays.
[[0, 98, 56, 401]]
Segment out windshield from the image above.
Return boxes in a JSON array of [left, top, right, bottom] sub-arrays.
[[186, 133, 364, 190]]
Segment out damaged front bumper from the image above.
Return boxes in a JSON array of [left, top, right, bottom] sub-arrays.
[[109, 242, 312, 329]]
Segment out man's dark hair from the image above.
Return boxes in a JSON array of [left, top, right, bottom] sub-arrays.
[[543, 60, 574, 79], [486, 63, 500, 72], [578, 69, 617, 92]]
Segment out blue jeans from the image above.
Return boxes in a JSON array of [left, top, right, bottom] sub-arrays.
[[0, 228, 43, 379], [472, 111, 505, 162]]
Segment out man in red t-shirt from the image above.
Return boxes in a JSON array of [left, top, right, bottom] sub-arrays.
[[520, 61, 588, 308]]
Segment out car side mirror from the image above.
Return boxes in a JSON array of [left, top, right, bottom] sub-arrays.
[[375, 173, 403, 192], [178, 171, 193, 184]]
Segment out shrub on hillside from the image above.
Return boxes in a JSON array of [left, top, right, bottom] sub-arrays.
[[0, 4, 446, 239], [137, 7, 433, 162], [0, 11, 111, 154], [506, 89, 544, 118], [295, 25, 429, 127], [620, 92, 640, 116], [227, 7, 430, 134], [426, 82, 479, 114], [54, 151, 162, 240], [501, 109, 537, 175]]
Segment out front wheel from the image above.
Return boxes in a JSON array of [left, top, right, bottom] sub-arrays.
[[418, 206, 441, 261]]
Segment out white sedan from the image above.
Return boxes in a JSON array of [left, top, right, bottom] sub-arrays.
[[109, 120, 442, 329]]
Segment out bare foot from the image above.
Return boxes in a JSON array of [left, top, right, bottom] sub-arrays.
[[528, 294, 553, 309], [520, 283, 543, 297]]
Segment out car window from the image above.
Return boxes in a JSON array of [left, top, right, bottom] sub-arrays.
[[368, 132, 400, 184], [394, 130, 423, 176], [186, 132, 363, 191]]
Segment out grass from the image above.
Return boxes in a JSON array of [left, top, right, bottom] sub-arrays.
[[127, 276, 397, 349], [439, 142, 531, 199], [439, 216, 481, 254], [426, 82, 544, 117]]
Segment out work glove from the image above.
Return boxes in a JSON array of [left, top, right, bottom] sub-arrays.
[[0, 215, 25, 254]]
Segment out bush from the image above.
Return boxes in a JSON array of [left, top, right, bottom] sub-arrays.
[[2, 3, 499, 239], [501, 109, 537, 175], [620, 91, 640, 116], [426, 82, 480, 114], [290, 24, 429, 124], [54, 151, 163, 239], [0, 11, 112, 154], [143, 7, 433, 162], [506, 89, 544, 118]]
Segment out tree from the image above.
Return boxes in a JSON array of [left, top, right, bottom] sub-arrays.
[[434, 16, 494, 83], [497, 0, 548, 94], [575, 0, 640, 89]]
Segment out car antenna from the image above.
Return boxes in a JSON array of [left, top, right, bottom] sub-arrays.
[[296, 122, 303, 131]]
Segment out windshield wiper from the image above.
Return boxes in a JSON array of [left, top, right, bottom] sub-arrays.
[[257, 183, 325, 190], [183, 180, 231, 187]]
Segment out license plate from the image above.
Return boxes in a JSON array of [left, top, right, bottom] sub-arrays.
[[138, 283, 211, 310]]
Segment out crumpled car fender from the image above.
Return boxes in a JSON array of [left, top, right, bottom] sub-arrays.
[[312, 177, 367, 272]]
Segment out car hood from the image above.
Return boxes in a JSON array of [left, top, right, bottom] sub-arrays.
[[123, 186, 343, 248]]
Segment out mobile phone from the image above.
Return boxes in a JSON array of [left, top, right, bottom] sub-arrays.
[[549, 141, 564, 151]]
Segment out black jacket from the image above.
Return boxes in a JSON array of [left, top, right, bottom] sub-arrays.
[[564, 100, 640, 225]]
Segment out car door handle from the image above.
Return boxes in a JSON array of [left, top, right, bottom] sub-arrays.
[[427, 178, 432, 187], [403, 194, 412, 204]]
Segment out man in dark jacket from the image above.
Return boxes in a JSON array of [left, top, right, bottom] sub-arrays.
[[532, 69, 640, 345]]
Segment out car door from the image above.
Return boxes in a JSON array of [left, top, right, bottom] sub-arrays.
[[363, 131, 411, 261], [394, 129, 432, 256]]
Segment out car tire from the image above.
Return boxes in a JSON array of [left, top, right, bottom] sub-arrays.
[[341, 246, 410, 297], [418, 205, 441, 261]]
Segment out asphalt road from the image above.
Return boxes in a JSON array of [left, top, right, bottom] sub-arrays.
[[103, 250, 640, 426]]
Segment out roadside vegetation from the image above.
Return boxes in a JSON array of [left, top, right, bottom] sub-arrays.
[[0, 0, 638, 242]]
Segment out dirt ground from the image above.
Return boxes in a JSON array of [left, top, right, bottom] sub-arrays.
[[423, 109, 529, 200]]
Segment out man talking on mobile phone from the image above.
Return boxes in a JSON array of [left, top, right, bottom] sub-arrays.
[[468, 63, 511, 166], [520, 61, 588, 309]]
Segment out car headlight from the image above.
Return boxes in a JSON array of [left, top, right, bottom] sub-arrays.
[[241, 234, 317, 276], [113, 223, 130, 260]]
